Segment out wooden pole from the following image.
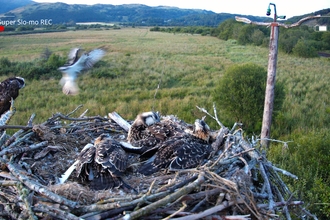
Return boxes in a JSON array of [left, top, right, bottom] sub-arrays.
[[260, 22, 279, 148], [235, 14, 321, 148]]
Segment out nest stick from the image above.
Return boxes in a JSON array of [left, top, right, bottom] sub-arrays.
[[122, 172, 205, 220], [0, 141, 48, 157], [7, 162, 77, 209], [33, 203, 81, 220]]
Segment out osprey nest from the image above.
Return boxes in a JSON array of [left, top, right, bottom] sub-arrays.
[[0, 104, 315, 220]]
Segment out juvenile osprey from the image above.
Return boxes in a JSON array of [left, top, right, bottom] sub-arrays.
[[0, 77, 25, 116], [59, 134, 134, 191], [138, 117, 212, 176], [58, 48, 106, 95], [127, 111, 185, 155]]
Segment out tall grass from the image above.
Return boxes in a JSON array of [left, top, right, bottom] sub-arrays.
[[0, 28, 329, 132]]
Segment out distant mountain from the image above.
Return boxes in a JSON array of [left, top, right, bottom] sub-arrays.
[[0, 2, 271, 26], [0, 2, 328, 27], [0, 0, 33, 14]]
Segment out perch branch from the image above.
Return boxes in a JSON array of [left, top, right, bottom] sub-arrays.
[[235, 15, 321, 28]]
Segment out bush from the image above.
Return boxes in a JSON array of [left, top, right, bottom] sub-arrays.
[[292, 39, 318, 58], [269, 129, 330, 218], [212, 63, 285, 133]]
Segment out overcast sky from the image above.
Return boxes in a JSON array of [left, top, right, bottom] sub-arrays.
[[32, 0, 330, 19]]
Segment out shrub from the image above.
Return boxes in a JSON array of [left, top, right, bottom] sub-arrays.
[[269, 129, 330, 218], [292, 39, 318, 58], [212, 63, 285, 133]]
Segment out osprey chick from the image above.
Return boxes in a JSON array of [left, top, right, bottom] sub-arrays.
[[138, 117, 212, 175], [127, 111, 185, 155], [60, 134, 134, 191]]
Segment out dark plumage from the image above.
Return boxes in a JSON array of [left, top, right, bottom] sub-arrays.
[[127, 111, 185, 155], [58, 47, 106, 95], [75, 134, 132, 191], [138, 118, 212, 176], [0, 77, 25, 116]]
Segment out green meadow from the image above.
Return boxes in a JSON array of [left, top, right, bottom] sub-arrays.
[[2, 28, 328, 130], [1, 27, 330, 217]]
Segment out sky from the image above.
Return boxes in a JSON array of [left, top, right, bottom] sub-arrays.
[[32, 0, 330, 19]]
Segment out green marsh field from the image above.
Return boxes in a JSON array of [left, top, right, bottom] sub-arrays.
[[1, 28, 328, 131], [1, 27, 330, 217]]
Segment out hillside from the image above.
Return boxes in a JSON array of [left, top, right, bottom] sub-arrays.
[[1, 2, 271, 26], [0, 0, 33, 14]]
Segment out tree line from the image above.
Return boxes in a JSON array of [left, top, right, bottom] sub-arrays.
[[151, 18, 330, 58]]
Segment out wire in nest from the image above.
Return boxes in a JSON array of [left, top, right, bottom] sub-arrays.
[[152, 61, 166, 112]]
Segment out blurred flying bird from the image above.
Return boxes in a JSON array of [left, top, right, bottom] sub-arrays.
[[58, 48, 106, 95]]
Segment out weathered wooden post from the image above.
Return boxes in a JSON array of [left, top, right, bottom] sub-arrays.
[[260, 3, 282, 148], [235, 6, 321, 148]]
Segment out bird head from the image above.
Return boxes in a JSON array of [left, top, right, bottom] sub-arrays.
[[140, 111, 161, 126], [15, 77, 25, 89], [188, 116, 211, 142], [94, 133, 111, 145]]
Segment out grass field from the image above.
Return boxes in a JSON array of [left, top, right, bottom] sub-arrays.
[[0, 27, 329, 132], [1, 27, 330, 217]]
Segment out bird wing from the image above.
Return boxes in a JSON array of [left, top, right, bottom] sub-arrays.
[[78, 48, 106, 70], [58, 143, 94, 183], [75, 144, 96, 177], [94, 139, 128, 176], [138, 137, 182, 175], [169, 139, 211, 170], [65, 47, 81, 66]]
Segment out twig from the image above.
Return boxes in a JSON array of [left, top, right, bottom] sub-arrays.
[[257, 200, 303, 209], [259, 161, 275, 213], [163, 201, 187, 220], [300, 206, 318, 220], [74, 191, 169, 214], [108, 112, 131, 132], [121, 172, 205, 220], [210, 126, 229, 155], [196, 105, 224, 128], [0, 180, 18, 186], [66, 104, 83, 117], [265, 163, 298, 180], [17, 183, 37, 220], [173, 200, 242, 220], [0, 125, 32, 130], [0, 141, 48, 157], [6, 132, 34, 149], [33, 203, 81, 220], [7, 162, 77, 209]]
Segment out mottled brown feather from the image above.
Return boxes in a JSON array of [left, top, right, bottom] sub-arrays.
[[0, 77, 25, 116]]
